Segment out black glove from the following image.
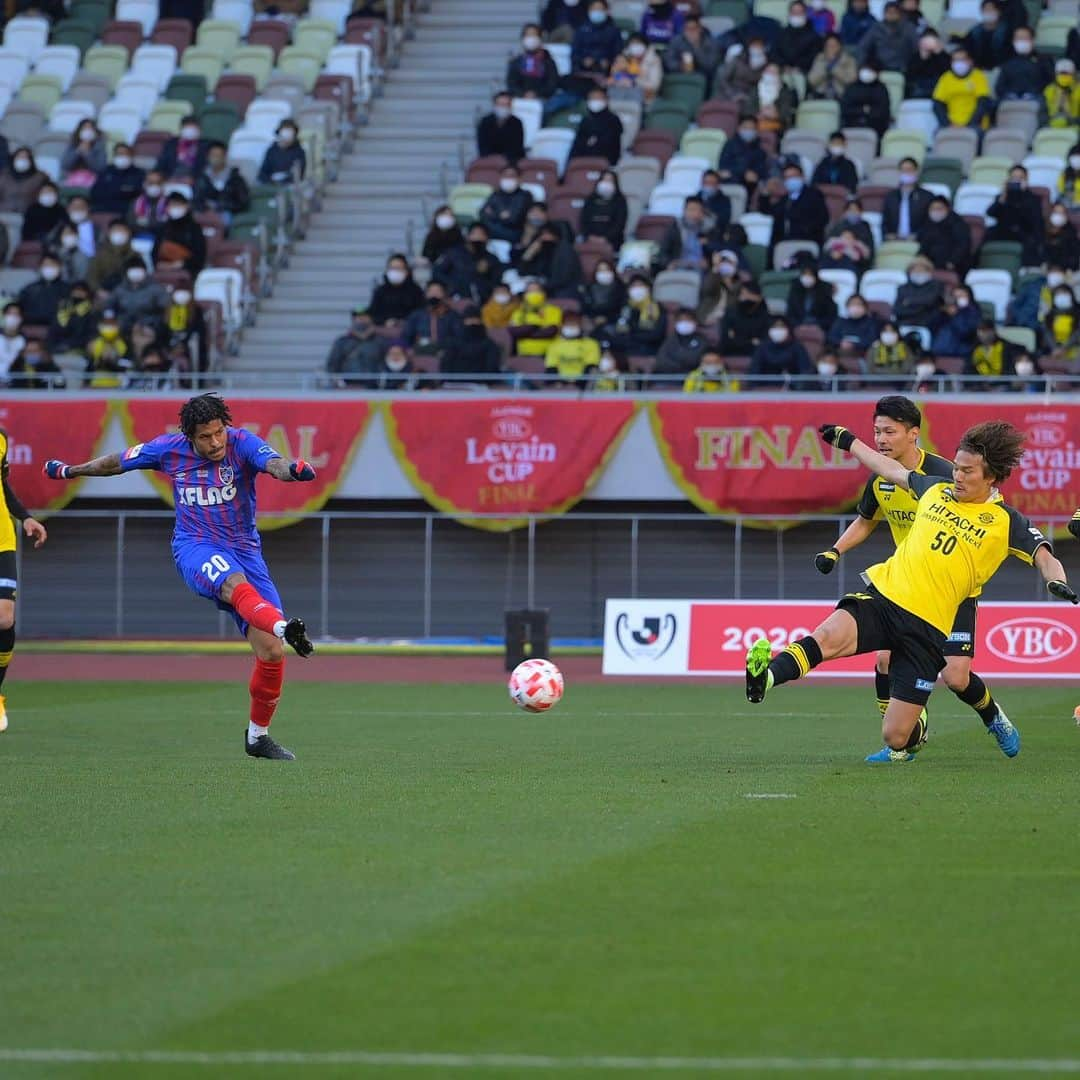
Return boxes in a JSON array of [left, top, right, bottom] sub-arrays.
[[815, 547, 840, 574], [1068, 511, 1080, 539], [819, 424, 856, 451], [1047, 580, 1079, 605]]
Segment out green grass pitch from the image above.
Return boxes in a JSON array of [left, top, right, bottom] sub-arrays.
[[3, 680, 1080, 1079]]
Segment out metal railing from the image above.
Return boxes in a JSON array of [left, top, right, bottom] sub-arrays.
[[14, 509, 1076, 641]]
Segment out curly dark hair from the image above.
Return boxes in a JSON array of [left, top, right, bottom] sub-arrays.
[[957, 421, 1026, 482], [179, 394, 232, 440], [874, 395, 921, 429]]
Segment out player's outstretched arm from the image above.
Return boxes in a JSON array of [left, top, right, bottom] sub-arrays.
[[265, 457, 317, 483], [819, 425, 910, 490], [44, 453, 124, 479], [1034, 547, 1079, 604]]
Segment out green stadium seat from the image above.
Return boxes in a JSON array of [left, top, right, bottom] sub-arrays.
[[166, 73, 209, 113]]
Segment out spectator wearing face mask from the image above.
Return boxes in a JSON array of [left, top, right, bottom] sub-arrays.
[[609, 33, 663, 101], [810, 132, 858, 192], [62, 194, 98, 259], [719, 283, 770, 355], [640, 0, 684, 45], [129, 172, 169, 235], [326, 307, 388, 384], [569, 89, 623, 165], [748, 318, 813, 386], [0, 303, 25, 382], [479, 166, 534, 243], [985, 166, 1044, 266], [22, 182, 68, 243], [544, 311, 601, 383], [376, 343, 415, 390], [573, 2, 624, 78], [994, 26, 1051, 101], [825, 198, 875, 255], [770, 163, 829, 248], [930, 285, 980, 355], [162, 285, 207, 371], [654, 308, 707, 378], [748, 63, 798, 133], [403, 282, 466, 361], [905, 29, 949, 97], [665, 16, 720, 83], [90, 143, 146, 216], [7, 341, 65, 390], [840, 61, 891, 135], [717, 116, 769, 190], [1059, 144, 1080, 209], [857, 0, 917, 71], [83, 307, 131, 388], [808, 346, 842, 390], [542, 0, 588, 44], [370, 255, 425, 326], [808, 34, 857, 100], [882, 158, 932, 239], [193, 141, 250, 223], [128, 346, 173, 391], [48, 281, 95, 356], [864, 321, 915, 385], [785, 265, 838, 329], [509, 282, 563, 357], [1045, 204, 1079, 271], [683, 349, 740, 392], [111, 256, 168, 331], [916, 196, 972, 276], [60, 120, 107, 187], [482, 284, 521, 329], [827, 295, 880, 360], [714, 39, 769, 104], [55, 228, 90, 285], [155, 116, 209, 180], [87, 219, 135, 295], [697, 170, 732, 228], [589, 348, 624, 391], [962, 1, 1012, 72], [443, 305, 505, 383], [578, 260, 626, 331], [258, 121, 306, 184], [434, 223, 506, 303], [1045, 59, 1080, 128], [477, 91, 526, 163], [895, 256, 944, 329], [1008, 349, 1041, 391], [422, 205, 465, 264], [966, 321, 1016, 386], [580, 171, 629, 248], [840, 0, 876, 49], [1044, 287, 1080, 365], [1010, 265, 1069, 329], [932, 48, 991, 130], [17, 255, 67, 329], [153, 194, 207, 276], [508, 23, 561, 100], [515, 220, 583, 297], [696, 249, 745, 326], [774, 2, 822, 73], [659, 196, 711, 273], [608, 277, 667, 356], [0, 148, 46, 213]]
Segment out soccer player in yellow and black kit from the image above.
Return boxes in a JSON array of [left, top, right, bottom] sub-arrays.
[[0, 427, 48, 731], [813, 396, 1024, 760], [745, 420, 1078, 762]]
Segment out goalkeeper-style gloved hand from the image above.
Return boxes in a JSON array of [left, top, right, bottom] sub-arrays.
[[1068, 511, 1080, 539], [819, 424, 856, 451], [43, 460, 72, 479], [289, 459, 316, 481], [815, 547, 840, 574], [1048, 580, 1079, 604]]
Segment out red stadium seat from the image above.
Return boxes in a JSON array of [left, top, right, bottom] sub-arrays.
[[247, 19, 291, 58], [100, 20, 144, 57], [151, 18, 193, 52], [214, 74, 257, 118]]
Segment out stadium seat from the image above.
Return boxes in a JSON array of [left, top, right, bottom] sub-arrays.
[[894, 101, 938, 147], [48, 98, 97, 133], [325, 44, 372, 104], [547, 42, 572, 77], [996, 325, 1037, 352], [919, 155, 964, 194], [214, 74, 257, 118], [739, 212, 773, 248], [115, 0, 157, 35], [17, 74, 64, 114], [35, 45, 81, 92], [83, 44, 130, 90], [563, 156, 609, 192], [679, 128, 726, 167], [196, 19, 242, 60], [780, 129, 826, 166], [774, 239, 818, 270], [182, 47, 225, 90], [309, 0, 351, 35], [653, 268, 701, 308], [100, 19, 144, 56], [1035, 14, 1074, 56], [211, 0, 255, 36], [631, 129, 677, 168], [644, 101, 691, 139], [152, 18, 195, 52], [148, 99, 190, 134], [662, 155, 710, 194], [859, 268, 906, 305], [0, 49, 31, 95], [818, 268, 857, 310], [529, 129, 575, 175], [866, 158, 901, 186], [201, 101, 243, 144], [1032, 127, 1076, 160], [978, 240, 1023, 281], [980, 129, 1029, 164], [953, 182, 998, 217], [646, 182, 691, 217], [194, 267, 244, 332], [617, 238, 659, 272], [229, 45, 275, 92], [995, 100, 1040, 146], [879, 71, 906, 119], [610, 98, 641, 150], [277, 47, 322, 93], [840, 127, 878, 178], [131, 43, 179, 93], [659, 73, 706, 116], [247, 20, 289, 59], [113, 74, 161, 121], [293, 19, 338, 64], [67, 72, 114, 112], [968, 156, 1011, 187], [97, 101, 142, 143], [4, 17, 50, 63], [0, 102, 46, 148], [932, 127, 978, 171], [616, 155, 661, 203], [965, 269, 1012, 320], [721, 183, 747, 221], [244, 98, 293, 137], [447, 182, 492, 224], [795, 100, 840, 136], [50, 20, 97, 56], [1022, 155, 1064, 193]]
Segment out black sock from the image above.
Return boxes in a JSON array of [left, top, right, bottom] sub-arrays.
[[904, 712, 927, 750], [769, 635, 824, 687], [875, 667, 890, 718], [0, 624, 14, 692], [953, 672, 998, 726]]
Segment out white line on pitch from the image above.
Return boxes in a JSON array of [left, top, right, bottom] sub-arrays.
[[3, 1051, 1079, 1072], [743, 794, 798, 799]]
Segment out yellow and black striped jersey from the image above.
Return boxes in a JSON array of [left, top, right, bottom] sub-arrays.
[[856, 448, 954, 546], [0, 428, 22, 552]]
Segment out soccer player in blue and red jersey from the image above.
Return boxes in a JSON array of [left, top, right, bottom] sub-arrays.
[[44, 394, 315, 760]]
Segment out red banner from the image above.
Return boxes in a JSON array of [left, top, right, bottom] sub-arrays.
[[119, 399, 373, 529], [385, 399, 638, 530], [649, 400, 874, 521], [0, 399, 113, 514], [920, 402, 1080, 536]]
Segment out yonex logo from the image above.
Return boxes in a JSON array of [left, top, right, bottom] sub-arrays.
[[947, 632, 972, 643]]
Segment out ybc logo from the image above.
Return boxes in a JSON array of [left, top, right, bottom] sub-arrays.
[[985, 617, 1077, 664], [492, 416, 532, 440], [615, 612, 679, 661]]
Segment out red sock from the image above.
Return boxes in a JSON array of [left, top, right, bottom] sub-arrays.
[[231, 581, 284, 636], [249, 657, 284, 727]]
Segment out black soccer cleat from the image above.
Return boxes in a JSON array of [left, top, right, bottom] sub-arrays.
[[283, 617, 314, 658], [245, 730, 296, 760]]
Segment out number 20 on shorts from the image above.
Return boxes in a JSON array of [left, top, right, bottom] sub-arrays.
[[201, 553, 232, 583]]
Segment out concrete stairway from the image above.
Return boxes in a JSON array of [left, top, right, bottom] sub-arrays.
[[229, 0, 536, 376]]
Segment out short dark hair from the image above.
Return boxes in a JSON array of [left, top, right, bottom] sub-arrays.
[[957, 421, 1026, 482], [179, 394, 232, 440], [874, 395, 921, 428], [208, 140, 227, 152]]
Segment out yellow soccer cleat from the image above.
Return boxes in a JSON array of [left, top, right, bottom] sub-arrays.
[[0, 694, 7, 733], [1074, 706, 1080, 726]]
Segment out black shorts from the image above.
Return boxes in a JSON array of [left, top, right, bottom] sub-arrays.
[[943, 598, 977, 658], [0, 548, 15, 601], [837, 585, 946, 706]]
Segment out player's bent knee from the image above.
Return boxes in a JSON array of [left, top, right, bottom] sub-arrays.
[[813, 610, 857, 660], [941, 661, 970, 693], [0, 605, 14, 631], [218, 571, 248, 603]]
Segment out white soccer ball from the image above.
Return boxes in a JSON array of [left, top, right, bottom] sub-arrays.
[[508, 658, 564, 713]]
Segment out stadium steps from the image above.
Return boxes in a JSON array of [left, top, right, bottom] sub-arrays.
[[228, 0, 535, 374]]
